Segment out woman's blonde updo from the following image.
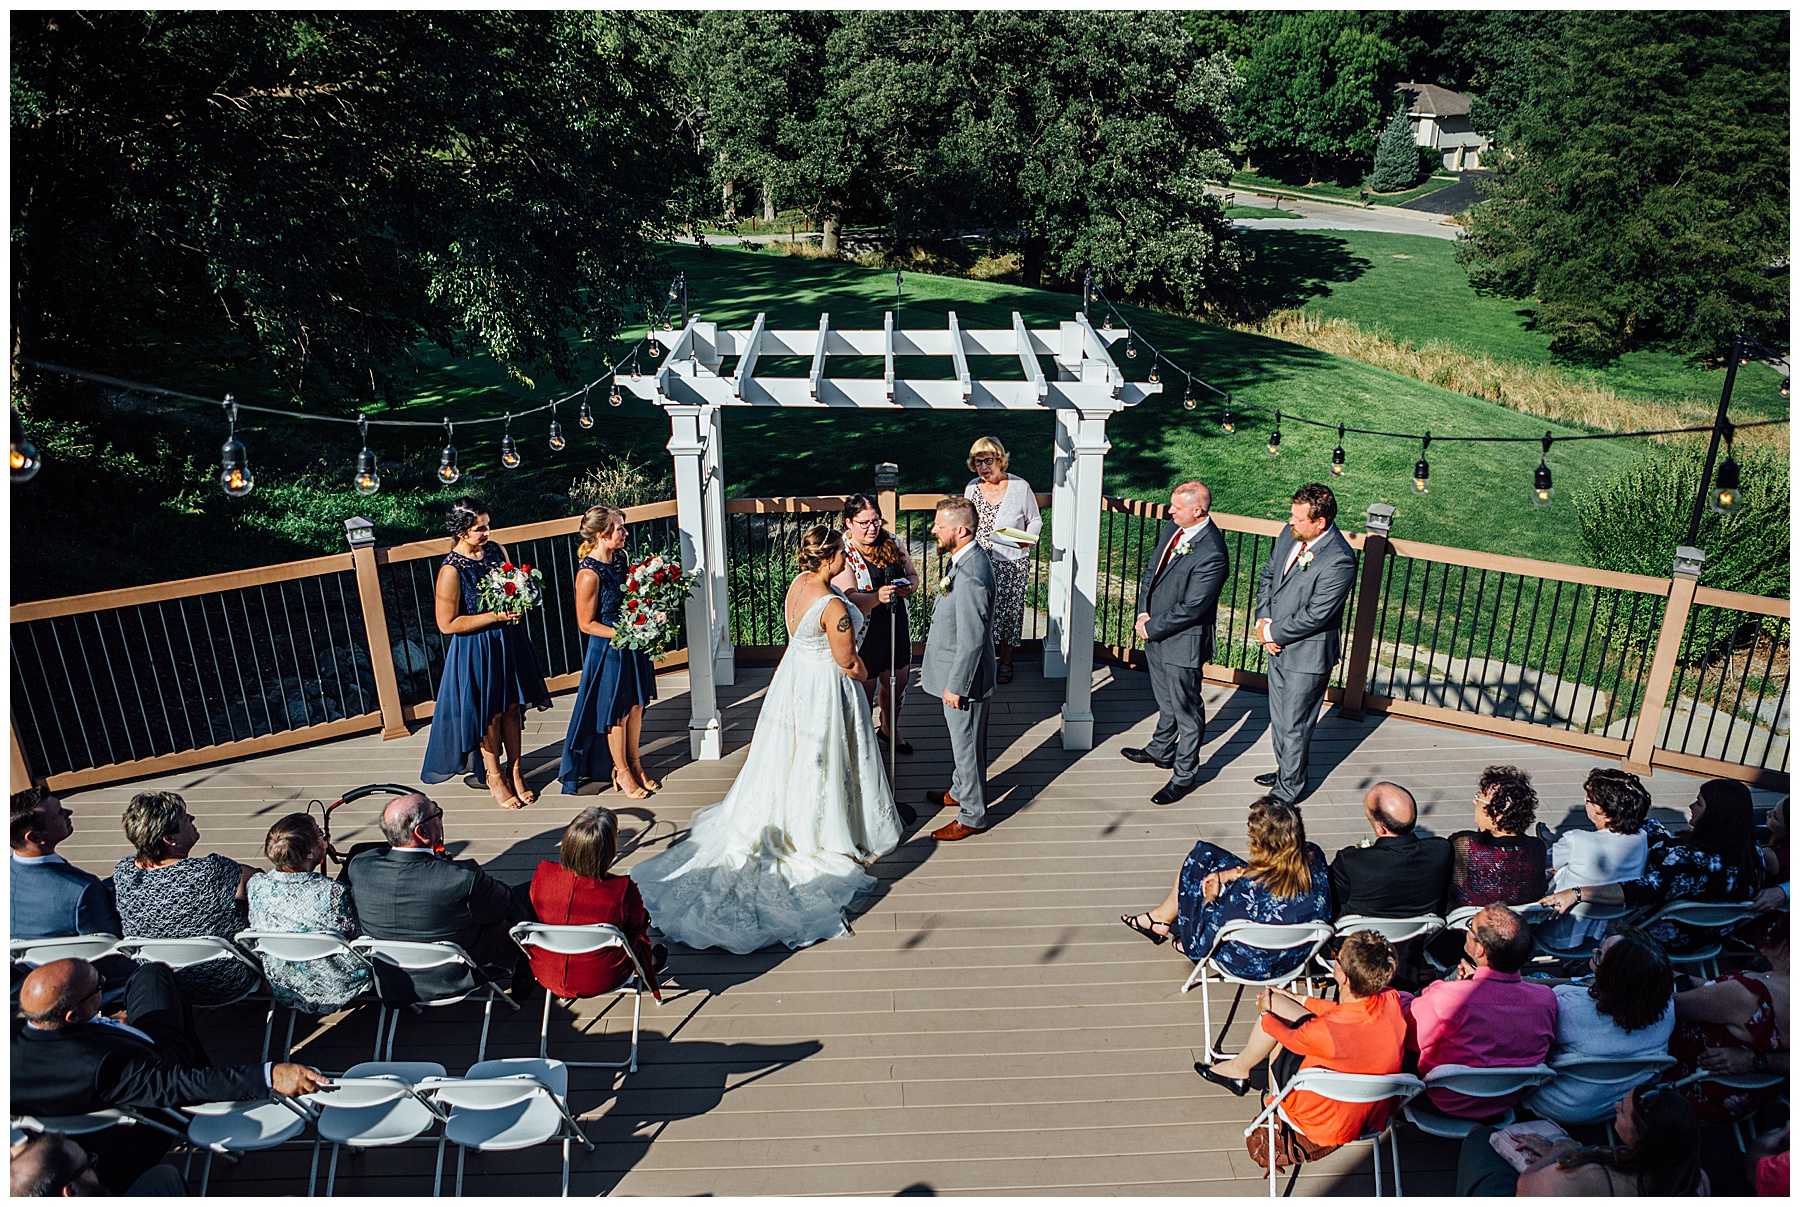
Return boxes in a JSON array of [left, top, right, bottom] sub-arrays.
[[795, 524, 845, 573], [576, 506, 627, 559]]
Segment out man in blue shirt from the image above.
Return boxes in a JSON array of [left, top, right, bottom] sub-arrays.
[[11, 787, 121, 939]]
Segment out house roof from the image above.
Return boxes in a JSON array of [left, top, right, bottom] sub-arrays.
[[1396, 82, 1471, 118]]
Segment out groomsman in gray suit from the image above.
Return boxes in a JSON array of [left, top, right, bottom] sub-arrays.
[[1253, 483, 1358, 805], [1124, 480, 1231, 804], [919, 496, 997, 840]]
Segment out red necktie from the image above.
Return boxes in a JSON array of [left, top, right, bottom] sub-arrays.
[[1155, 534, 1181, 578], [1285, 540, 1309, 575]]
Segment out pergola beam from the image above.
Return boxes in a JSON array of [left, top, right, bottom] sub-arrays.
[[733, 312, 766, 400], [947, 311, 972, 401], [1014, 311, 1047, 400], [629, 373, 1158, 411], [808, 313, 830, 401], [883, 311, 896, 402]]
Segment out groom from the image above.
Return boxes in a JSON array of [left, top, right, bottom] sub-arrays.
[[919, 496, 997, 840]]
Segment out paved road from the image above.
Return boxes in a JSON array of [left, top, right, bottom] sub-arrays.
[[1399, 170, 1491, 215], [1212, 184, 1461, 240]]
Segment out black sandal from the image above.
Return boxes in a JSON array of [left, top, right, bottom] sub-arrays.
[[996, 661, 1015, 685], [1121, 913, 1171, 945]]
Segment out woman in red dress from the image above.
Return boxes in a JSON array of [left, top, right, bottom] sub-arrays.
[[528, 807, 664, 998]]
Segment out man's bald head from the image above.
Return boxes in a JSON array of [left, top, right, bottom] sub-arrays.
[[11, 1130, 100, 1197], [379, 793, 437, 848], [1363, 782, 1417, 836], [1171, 480, 1210, 512], [18, 958, 101, 1029], [1469, 905, 1532, 973], [1168, 480, 1211, 528]]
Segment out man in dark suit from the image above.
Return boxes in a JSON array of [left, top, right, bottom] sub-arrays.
[[11, 787, 121, 940], [12, 958, 324, 1191], [343, 792, 533, 992], [1329, 782, 1453, 919], [1124, 480, 1231, 805], [1253, 483, 1359, 804]]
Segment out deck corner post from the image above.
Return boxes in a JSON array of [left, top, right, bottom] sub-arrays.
[[345, 518, 412, 741], [1338, 502, 1395, 722], [1624, 546, 1705, 776]]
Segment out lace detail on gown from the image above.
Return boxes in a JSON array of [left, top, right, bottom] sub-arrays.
[[630, 587, 902, 953]]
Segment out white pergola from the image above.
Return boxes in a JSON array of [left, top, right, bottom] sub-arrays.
[[621, 311, 1158, 759]]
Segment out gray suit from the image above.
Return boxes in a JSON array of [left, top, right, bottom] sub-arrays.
[[919, 542, 998, 827], [1254, 524, 1358, 803], [1135, 520, 1230, 784]]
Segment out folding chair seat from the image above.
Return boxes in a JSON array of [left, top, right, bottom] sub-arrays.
[[1636, 900, 1760, 978], [111, 936, 265, 1009], [1182, 920, 1336, 1063], [418, 1058, 594, 1197], [235, 930, 376, 1061], [1244, 1067, 1425, 1197], [1531, 901, 1632, 963], [510, 922, 662, 1074], [1533, 1054, 1677, 1129], [350, 938, 520, 1064], [9, 934, 119, 967], [1401, 1062, 1556, 1140], [181, 1093, 316, 1196], [302, 1062, 447, 1195]]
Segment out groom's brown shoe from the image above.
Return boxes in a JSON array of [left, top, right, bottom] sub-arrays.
[[923, 790, 959, 809], [931, 820, 989, 841]]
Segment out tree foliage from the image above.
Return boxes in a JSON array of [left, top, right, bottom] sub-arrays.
[[12, 11, 692, 404], [1438, 11, 1568, 142], [1235, 13, 1404, 180], [1456, 11, 1788, 361], [1368, 105, 1422, 193]]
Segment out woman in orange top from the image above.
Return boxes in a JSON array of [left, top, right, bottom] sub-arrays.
[[1198, 930, 1409, 1171], [527, 807, 664, 999]]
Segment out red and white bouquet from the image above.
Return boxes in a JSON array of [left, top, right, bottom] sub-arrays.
[[612, 551, 698, 656], [477, 560, 544, 615]]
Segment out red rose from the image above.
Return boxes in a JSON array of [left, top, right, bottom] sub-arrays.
[[503, 582, 518, 596], [502, 562, 514, 572], [521, 564, 532, 574]]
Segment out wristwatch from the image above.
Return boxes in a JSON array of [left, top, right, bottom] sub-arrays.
[[1753, 1052, 1771, 1072]]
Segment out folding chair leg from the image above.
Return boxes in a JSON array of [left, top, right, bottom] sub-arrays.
[[561, 1136, 571, 1198], [629, 990, 642, 1073], [1390, 1127, 1403, 1197], [1267, 1114, 1277, 1198], [455, 1145, 467, 1198], [373, 1006, 388, 1061], [200, 1151, 214, 1198], [433, 1137, 445, 1197], [540, 990, 555, 1061], [263, 1001, 279, 1063], [306, 1138, 320, 1198], [1371, 1129, 1382, 1197], [477, 992, 495, 1063], [326, 1145, 341, 1196], [283, 1009, 299, 1063]]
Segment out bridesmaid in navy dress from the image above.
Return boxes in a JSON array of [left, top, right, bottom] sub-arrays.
[[420, 497, 552, 808], [558, 506, 659, 797]]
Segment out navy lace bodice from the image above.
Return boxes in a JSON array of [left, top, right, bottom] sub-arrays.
[[582, 552, 629, 626], [444, 543, 505, 615]]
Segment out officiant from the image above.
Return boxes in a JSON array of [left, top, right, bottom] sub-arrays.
[[963, 436, 1042, 684], [834, 494, 922, 754]]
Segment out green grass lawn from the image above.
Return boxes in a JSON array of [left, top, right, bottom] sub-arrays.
[[1231, 169, 1460, 209], [1238, 229, 1790, 421], [1222, 204, 1301, 221]]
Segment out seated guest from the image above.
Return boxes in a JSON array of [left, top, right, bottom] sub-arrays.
[[10, 1129, 186, 1197], [528, 807, 664, 999], [1759, 797, 1788, 888], [111, 792, 257, 1006], [1523, 927, 1676, 1124], [11, 959, 324, 1193], [1196, 931, 1408, 1173], [11, 787, 120, 939], [343, 793, 532, 994], [1456, 1082, 1706, 1196], [1120, 796, 1329, 982], [1328, 782, 1452, 920], [1402, 905, 1557, 1120], [1449, 765, 1547, 909], [246, 813, 369, 1014], [1536, 767, 1652, 948], [1666, 910, 1788, 1124], [1747, 1123, 1789, 1197]]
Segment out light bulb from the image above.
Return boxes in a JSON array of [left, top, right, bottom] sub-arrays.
[[664, 318, 673, 330], [1102, 315, 1113, 331], [1183, 393, 1195, 411], [219, 438, 254, 497], [1148, 366, 1159, 383], [353, 446, 381, 496], [1330, 446, 1346, 477], [1533, 462, 1554, 507], [1125, 340, 1137, 359], [1708, 457, 1742, 515], [549, 420, 565, 451], [10, 409, 40, 482], [609, 384, 624, 407], [438, 446, 460, 485], [580, 394, 595, 428], [1783, 377, 1790, 397], [1222, 417, 1234, 434], [1411, 458, 1431, 495], [1266, 426, 1281, 457], [501, 433, 520, 469]]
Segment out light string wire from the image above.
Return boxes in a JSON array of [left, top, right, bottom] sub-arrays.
[[14, 273, 686, 429], [1095, 291, 1789, 445]]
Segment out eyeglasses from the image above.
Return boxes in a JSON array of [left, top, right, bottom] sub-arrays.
[[971, 456, 998, 466], [849, 516, 882, 528]]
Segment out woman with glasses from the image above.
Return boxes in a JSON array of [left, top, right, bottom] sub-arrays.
[[833, 493, 920, 753], [963, 436, 1041, 684]]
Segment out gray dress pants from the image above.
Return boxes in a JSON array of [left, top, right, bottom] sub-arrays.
[[944, 698, 990, 827], [1267, 656, 1331, 804]]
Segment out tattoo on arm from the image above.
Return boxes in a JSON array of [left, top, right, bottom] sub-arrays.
[[836, 614, 853, 632]]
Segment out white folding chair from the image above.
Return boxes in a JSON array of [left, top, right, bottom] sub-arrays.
[[351, 938, 520, 1064], [182, 1093, 317, 1196], [1689, 1069, 1788, 1151], [1182, 920, 1336, 1062], [1637, 900, 1760, 978], [1531, 901, 1633, 962], [9, 934, 119, 967], [1402, 1063, 1557, 1139], [418, 1058, 594, 1197], [1321, 915, 1445, 982], [302, 1062, 448, 1196], [235, 930, 376, 1061], [509, 922, 662, 1073], [1244, 1067, 1425, 1197], [112, 936, 265, 1008], [11, 1106, 188, 1142], [1444, 902, 1552, 932], [1531, 1054, 1677, 1130]]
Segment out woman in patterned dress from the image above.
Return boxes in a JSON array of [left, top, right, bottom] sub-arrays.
[[419, 497, 552, 808], [832, 493, 920, 753], [963, 436, 1041, 685], [558, 506, 658, 797], [245, 813, 368, 1013]]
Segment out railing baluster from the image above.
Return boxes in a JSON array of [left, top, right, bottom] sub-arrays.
[[1722, 612, 1759, 766], [47, 619, 100, 770], [1753, 625, 1784, 769], [1691, 606, 1732, 756], [131, 608, 175, 756], [15, 634, 62, 777], [86, 612, 135, 763]]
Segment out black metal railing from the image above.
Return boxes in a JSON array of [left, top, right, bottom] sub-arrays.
[[1658, 601, 1790, 770]]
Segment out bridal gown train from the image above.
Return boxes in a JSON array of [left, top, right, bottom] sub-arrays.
[[630, 587, 903, 953]]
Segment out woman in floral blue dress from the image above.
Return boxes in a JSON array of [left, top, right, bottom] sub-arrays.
[[420, 497, 552, 807], [1121, 796, 1330, 980], [558, 506, 657, 797], [245, 814, 368, 1013]]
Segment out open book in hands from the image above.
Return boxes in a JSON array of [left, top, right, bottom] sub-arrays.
[[991, 526, 1039, 547], [1489, 1120, 1574, 1173]]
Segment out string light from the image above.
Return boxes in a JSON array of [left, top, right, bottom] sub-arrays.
[[1412, 433, 1431, 496], [548, 407, 565, 451], [1782, 377, 1790, 397], [501, 414, 520, 470], [609, 377, 623, 407], [1102, 315, 1113, 331], [1266, 411, 1281, 458], [1330, 425, 1346, 477], [10, 408, 41, 482], [352, 415, 380, 496], [579, 385, 594, 428], [1222, 397, 1234, 434], [1183, 375, 1195, 411], [1533, 433, 1554, 507], [437, 420, 461, 486], [1709, 427, 1742, 515], [1125, 335, 1137, 359], [1147, 360, 1159, 384], [218, 396, 254, 498]]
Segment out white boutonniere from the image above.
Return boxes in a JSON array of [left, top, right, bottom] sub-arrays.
[[1297, 549, 1316, 570], [1174, 541, 1192, 559], [938, 574, 954, 596]]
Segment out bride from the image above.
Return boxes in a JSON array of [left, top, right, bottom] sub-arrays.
[[630, 525, 904, 953]]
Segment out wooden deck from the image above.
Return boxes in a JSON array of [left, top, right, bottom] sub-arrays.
[[50, 663, 1778, 1197]]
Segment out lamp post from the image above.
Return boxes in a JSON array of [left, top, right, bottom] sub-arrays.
[[1685, 327, 1743, 548]]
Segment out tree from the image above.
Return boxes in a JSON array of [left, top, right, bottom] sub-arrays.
[[1456, 11, 1789, 360], [1438, 11, 1568, 142], [11, 11, 689, 404], [1235, 13, 1404, 182], [1368, 105, 1422, 193]]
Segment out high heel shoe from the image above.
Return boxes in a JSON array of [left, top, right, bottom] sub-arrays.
[[612, 768, 650, 800], [630, 763, 662, 793], [1121, 913, 1172, 945], [483, 754, 522, 809], [508, 761, 537, 806]]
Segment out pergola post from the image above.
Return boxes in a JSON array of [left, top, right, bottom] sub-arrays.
[[703, 404, 734, 687], [667, 403, 723, 760], [1059, 408, 1112, 751], [1043, 408, 1078, 680]]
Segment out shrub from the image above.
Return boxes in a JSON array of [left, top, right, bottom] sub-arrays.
[[568, 449, 673, 511], [1368, 106, 1423, 193]]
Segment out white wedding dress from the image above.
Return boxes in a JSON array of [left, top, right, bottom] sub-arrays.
[[630, 586, 903, 953]]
